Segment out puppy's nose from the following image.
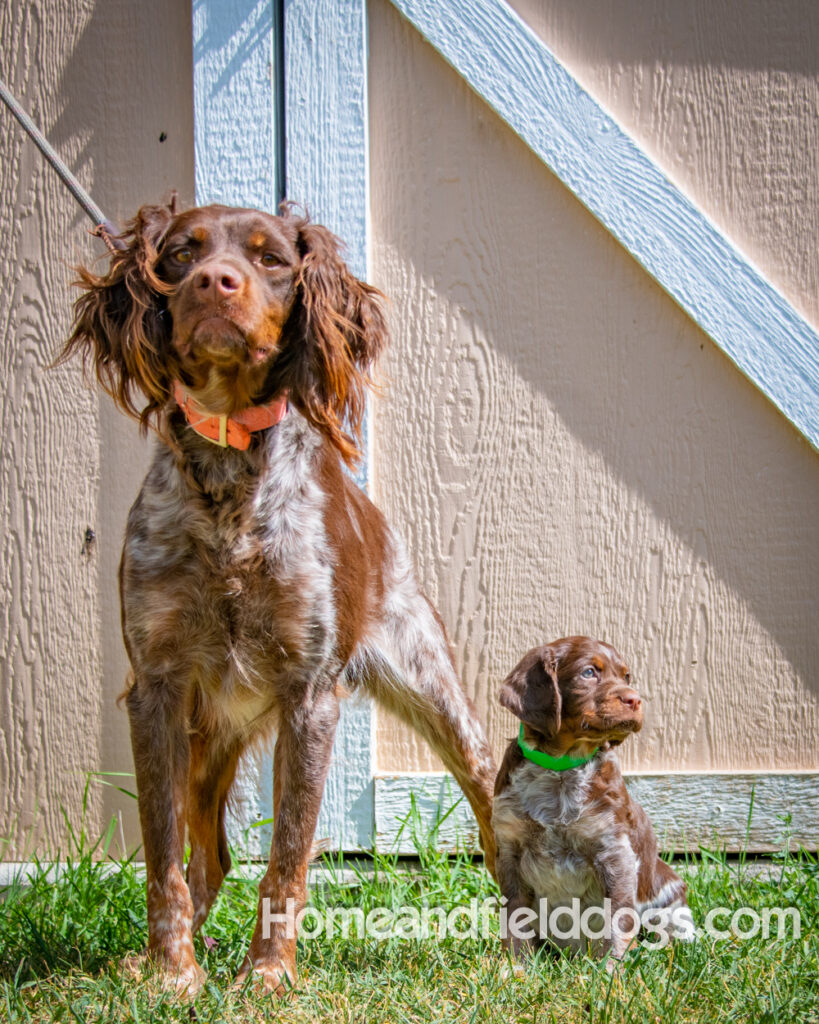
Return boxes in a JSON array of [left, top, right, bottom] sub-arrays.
[[618, 688, 642, 711], [193, 262, 242, 299]]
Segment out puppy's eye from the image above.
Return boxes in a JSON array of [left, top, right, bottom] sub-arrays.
[[260, 252, 281, 268], [581, 667, 596, 679], [173, 247, 194, 264]]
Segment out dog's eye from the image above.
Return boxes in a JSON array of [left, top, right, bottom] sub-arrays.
[[173, 247, 194, 264], [581, 667, 596, 679], [260, 252, 281, 268]]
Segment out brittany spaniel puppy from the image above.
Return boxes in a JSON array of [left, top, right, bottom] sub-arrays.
[[492, 636, 693, 966], [63, 200, 497, 996]]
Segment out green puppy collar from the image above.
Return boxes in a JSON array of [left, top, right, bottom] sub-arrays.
[[518, 724, 598, 771]]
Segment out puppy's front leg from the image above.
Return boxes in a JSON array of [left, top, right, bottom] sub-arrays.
[[594, 845, 640, 968], [124, 678, 204, 997], [238, 690, 340, 996], [496, 843, 537, 961]]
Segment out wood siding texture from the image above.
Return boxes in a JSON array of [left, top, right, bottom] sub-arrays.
[[0, 0, 193, 858], [368, 0, 818, 775]]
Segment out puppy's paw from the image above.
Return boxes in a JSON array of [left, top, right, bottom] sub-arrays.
[[499, 961, 527, 980], [604, 954, 626, 977]]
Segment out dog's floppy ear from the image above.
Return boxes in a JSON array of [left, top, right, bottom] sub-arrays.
[[284, 214, 388, 466], [499, 644, 562, 737], [59, 200, 178, 429]]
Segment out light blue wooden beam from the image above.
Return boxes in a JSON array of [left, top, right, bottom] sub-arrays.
[[193, 0, 375, 854], [389, 0, 819, 450], [285, 0, 375, 850], [192, 0, 278, 857], [285, 0, 369, 281], [193, 0, 276, 210]]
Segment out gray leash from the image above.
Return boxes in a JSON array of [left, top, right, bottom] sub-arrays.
[[0, 78, 125, 252]]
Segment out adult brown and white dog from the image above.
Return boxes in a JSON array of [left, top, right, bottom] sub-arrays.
[[63, 200, 497, 996], [492, 636, 693, 967]]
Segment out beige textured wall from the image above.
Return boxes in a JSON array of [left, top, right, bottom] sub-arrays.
[[1, 0, 193, 858], [368, 0, 819, 774]]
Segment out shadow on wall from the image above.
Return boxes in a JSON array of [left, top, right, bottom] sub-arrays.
[[192, 0, 272, 97], [3, 0, 195, 856], [369, 0, 819, 718], [50, 0, 194, 230]]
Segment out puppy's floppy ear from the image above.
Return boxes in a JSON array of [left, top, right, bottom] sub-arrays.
[[499, 645, 562, 737], [284, 214, 388, 466], [59, 200, 178, 429]]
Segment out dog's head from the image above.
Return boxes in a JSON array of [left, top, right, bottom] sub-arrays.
[[499, 636, 643, 751], [62, 200, 388, 465]]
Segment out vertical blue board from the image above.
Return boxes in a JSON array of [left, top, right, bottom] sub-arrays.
[[193, 0, 376, 853], [192, 0, 277, 857], [284, 0, 369, 280], [285, 0, 376, 851], [193, 0, 276, 211]]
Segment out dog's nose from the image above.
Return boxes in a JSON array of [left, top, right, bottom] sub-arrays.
[[618, 688, 642, 711], [193, 262, 242, 299]]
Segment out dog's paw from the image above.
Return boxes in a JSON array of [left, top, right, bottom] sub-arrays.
[[120, 951, 206, 1000], [234, 956, 296, 998]]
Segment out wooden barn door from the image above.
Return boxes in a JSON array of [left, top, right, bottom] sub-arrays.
[[194, 0, 818, 856]]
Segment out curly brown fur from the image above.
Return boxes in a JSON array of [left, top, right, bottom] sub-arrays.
[[61, 200, 178, 428]]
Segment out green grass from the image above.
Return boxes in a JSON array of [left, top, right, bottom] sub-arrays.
[[1, 803, 817, 1024]]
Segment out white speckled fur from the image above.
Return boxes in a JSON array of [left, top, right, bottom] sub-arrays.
[[493, 752, 627, 952]]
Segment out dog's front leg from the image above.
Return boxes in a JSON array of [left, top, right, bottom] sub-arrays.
[[238, 689, 340, 996], [124, 678, 204, 997]]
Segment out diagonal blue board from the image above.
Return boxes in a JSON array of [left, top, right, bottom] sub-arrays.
[[389, 0, 819, 451]]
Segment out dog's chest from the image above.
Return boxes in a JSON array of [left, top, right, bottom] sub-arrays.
[[122, 424, 337, 708], [493, 761, 619, 910]]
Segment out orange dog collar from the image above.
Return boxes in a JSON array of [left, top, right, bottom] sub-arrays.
[[173, 381, 288, 450]]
